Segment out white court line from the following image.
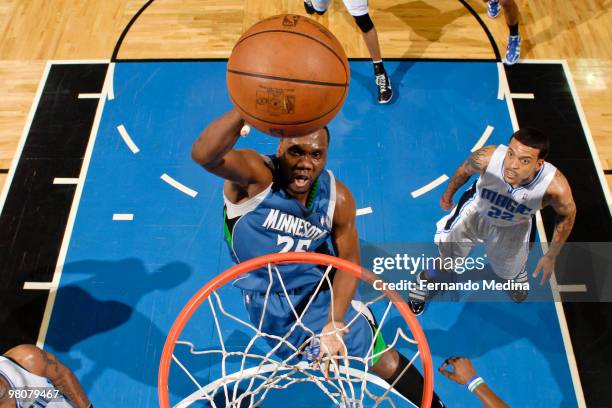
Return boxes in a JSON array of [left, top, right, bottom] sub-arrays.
[[557, 284, 588, 293], [501, 61, 586, 407], [161, 173, 198, 198], [36, 62, 113, 349], [520, 59, 567, 64], [48, 59, 110, 64], [471, 125, 494, 152], [496, 63, 507, 101], [112, 213, 134, 221], [0, 63, 52, 214], [23, 282, 55, 290], [410, 175, 448, 198], [78, 93, 102, 99], [510, 93, 535, 99], [53, 177, 79, 185], [561, 60, 612, 216], [356, 207, 373, 216], [117, 124, 140, 154], [107, 62, 115, 100]]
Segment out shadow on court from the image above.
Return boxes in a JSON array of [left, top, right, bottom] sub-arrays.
[[46, 258, 191, 389]]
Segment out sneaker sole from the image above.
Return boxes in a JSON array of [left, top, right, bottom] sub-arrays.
[[378, 93, 393, 104]]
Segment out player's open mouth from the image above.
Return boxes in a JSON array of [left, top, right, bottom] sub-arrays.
[[293, 175, 310, 188], [505, 170, 517, 179]]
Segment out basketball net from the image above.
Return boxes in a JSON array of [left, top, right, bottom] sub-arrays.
[[159, 253, 433, 408]]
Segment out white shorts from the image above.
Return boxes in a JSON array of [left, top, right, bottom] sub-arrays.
[[312, 0, 369, 16], [434, 196, 531, 280]]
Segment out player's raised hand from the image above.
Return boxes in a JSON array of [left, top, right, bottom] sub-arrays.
[[438, 357, 476, 385], [532, 254, 556, 285], [440, 192, 454, 211], [317, 320, 349, 379]]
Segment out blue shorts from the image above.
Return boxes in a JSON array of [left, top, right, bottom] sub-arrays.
[[242, 283, 380, 365]]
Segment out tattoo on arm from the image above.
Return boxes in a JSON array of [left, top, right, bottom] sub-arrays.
[[445, 147, 490, 197], [41, 349, 90, 407], [547, 172, 577, 257], [466, 148, 489, 173]]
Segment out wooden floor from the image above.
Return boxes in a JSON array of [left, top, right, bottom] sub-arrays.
[[0, 0, 610, 191]]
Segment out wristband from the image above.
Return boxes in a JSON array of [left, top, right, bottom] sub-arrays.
[[465, 375, 479, 389], [467, 376, 484, 392]]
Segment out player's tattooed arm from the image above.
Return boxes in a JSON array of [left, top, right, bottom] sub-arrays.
[[441, 146, 495, 211], [544, 171, 576, 258], [5, 345, 91, 408], [533, 171, 576, 284]]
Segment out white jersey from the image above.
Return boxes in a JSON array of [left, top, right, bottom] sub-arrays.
[[474, 145, 557, 226], [0, 356, 73, 407]]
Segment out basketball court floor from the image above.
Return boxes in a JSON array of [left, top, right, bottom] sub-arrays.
[[1, 57, 594, 406], [1, 1, 611, 408]]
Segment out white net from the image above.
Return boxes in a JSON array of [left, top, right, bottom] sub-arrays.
[[167, 262, 425, 408]]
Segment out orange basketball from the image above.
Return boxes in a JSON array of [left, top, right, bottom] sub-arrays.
[[227, 14, 350, 137]]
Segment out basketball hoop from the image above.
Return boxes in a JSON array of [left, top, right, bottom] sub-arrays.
[[159, 252, 433, 408]]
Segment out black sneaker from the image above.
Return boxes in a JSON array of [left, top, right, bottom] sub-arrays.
[[375, 72, 393, 104], [408, 271, 428, 316], [303, 0, 326, 15], [303, 0, 315, 14], [506, 287, 529, 303]]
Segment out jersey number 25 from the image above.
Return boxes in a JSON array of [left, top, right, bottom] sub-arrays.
[[277, 235, 312, 253]]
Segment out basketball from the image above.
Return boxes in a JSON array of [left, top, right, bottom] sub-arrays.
[[227, 14, 350, 137]]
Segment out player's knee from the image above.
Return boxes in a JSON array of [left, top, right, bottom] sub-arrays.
[[371, 348, 399, 379], [353, 13, 374, 33]]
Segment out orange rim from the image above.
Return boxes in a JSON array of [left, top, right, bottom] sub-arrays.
[[158, 252, 433, 408]]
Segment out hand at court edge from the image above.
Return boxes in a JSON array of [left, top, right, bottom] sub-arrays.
[[438, 357, 477, 385], [317, 321, 350, 379], [440, 193, 454, 211], [532, 254, 556, 285]]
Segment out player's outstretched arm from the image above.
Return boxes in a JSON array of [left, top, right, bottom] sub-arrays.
[[439, 357, 509, 408], [441, 146, 496, 210], [534, 170, 577, 284], [4, 345, 91, 408], [192, 108, 270, 188], [329, 180, 360, 321], [317, 181, 360, 376]]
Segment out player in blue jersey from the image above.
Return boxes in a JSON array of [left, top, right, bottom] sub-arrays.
[[192, 108, 445, 407]]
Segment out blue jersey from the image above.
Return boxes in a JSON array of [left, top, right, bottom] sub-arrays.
[[224, 155, 337, 292]]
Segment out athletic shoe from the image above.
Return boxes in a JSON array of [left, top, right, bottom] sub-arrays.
[[375, 73, 393, 104], [408, 271, 429, 316], [487, 0, 501, 19], [506, 287, 529, 303], [304, 0, 315, 14], [303, 0, 326, 15], [504, 35, 521, 65]]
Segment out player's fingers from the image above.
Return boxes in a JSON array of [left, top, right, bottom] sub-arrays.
[[532, 262, 542, 278], [541, 268, 552, 285], [240, 124, 251, 137]]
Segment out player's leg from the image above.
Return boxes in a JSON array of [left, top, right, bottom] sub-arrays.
[[499, 0, 521, 65], [341, 0, 393, 103], [484, 222, 531, 302], [409, 184, 480, 315], [343, 301, 446, 406]]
